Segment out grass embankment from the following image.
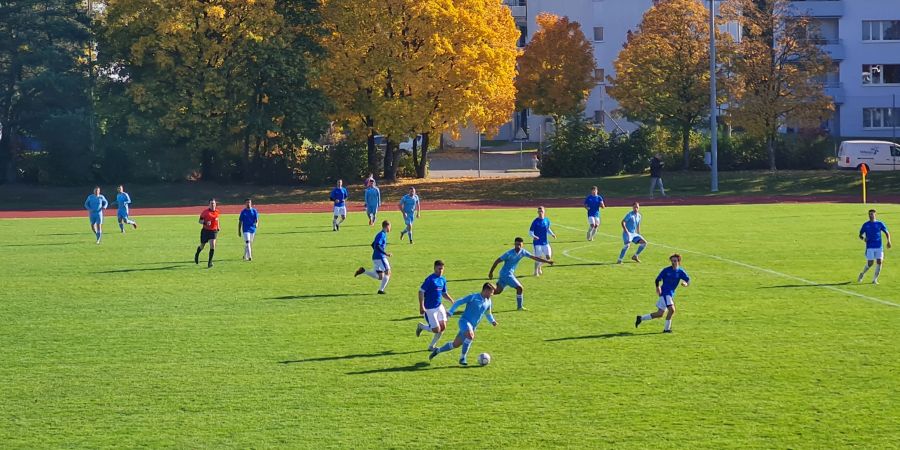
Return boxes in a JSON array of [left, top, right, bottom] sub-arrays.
[[1, 170, 897, 210]]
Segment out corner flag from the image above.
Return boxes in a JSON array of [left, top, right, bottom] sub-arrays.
[[861, 164, 868, 204]]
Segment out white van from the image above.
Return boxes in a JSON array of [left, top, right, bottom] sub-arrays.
[[837, 140, 900, 171]]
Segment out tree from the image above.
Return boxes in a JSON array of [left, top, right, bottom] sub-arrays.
[[0, 0, 92, 183], [516, 13, 599, 123], [721, 0, 833, 171], [317, 0, 519, 180], [100, 0, 328, 181], [607, 0, 731, 170]]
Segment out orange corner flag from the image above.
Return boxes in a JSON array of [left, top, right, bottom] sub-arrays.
[[861, 164, 869, 177]]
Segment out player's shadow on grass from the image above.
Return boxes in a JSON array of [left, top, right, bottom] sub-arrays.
[[269, 293, 371, 300], [545, 331, 646, 342], [39, 232, 83, 236], [317, 244, 372, 249], [94, 265, 184, 274], [267, 230, 332, 235], [761, 281, 852, 289], [551, 262, 616, 268], [0, 241, 78, 247], [279, 349, 420, 364], [346, 362, 472, 375]]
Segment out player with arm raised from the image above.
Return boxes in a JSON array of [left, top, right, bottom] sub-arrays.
[[488, 237, 554, 311], [428, 283, 497, 366]]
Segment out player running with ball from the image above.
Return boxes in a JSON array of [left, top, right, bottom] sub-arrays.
[[429, 282, 497, 366], [635, 254, 690, 333]]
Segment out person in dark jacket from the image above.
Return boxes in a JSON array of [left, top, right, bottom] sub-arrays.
[[649, 153, 667, 198]]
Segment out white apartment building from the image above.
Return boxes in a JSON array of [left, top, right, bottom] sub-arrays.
[[450, 0, 900, 148]]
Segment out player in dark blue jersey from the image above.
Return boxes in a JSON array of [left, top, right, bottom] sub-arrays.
[[635, 254, 690, 333], [529, 206, 556, 276], [355, 220, 392, 294], [329, 179, 349, 231], [583, 186, 606, 241], [857, 209, 892, 284], [416, 260, 455, 351], [238, 198, 259, 261]]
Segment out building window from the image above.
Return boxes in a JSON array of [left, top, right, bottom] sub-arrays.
[[594, 68, 605, 84], [862, 64, 900, 84], [863, 20, 900, 41], [518, 25, 528, 47], [862, 107, 900, 129], [593, 27, 604, 42]]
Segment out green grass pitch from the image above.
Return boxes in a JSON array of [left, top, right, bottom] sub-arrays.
[[1, 204, 898, 448]]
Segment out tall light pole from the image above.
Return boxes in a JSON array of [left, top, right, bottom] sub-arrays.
[[709, 0, 719, 192]]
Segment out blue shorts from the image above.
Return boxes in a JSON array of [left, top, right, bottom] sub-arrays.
[[403, 213, 415, 226], [89, 213, 103, 225], [366, 205, 378, 216], [456, 319, 476, 337], [497, 273, 521, 290], [623, 232, 643, 244], [117, 210, 129, 221]]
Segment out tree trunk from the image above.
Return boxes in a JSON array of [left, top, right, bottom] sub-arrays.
[[0, 125, 16, 183], [767, 134, 777, 171], [1, 59, 21, 183], [383, 140, 396, 181], [365, 116, 377, 174], [201, 148, 215, 181], [681, 125, 691, 170], [415, 132, 429, 178]]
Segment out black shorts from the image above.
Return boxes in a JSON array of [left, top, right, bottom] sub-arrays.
[[200, 229, 218, 244]]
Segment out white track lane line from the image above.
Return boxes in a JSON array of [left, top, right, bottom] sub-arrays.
[[555, 224, 899, 308]]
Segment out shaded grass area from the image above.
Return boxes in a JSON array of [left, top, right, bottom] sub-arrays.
[[1, 205, 898, 447], [1, 170, 898, 210]]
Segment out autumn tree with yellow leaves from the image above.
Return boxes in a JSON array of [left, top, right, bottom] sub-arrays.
[[721, 0, 833, 171], [607, 0, 731, 170], [317, 0, 519, 179], [516, 13, 599, 123]]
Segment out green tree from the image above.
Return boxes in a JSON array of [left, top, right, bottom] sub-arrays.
[[0, 0, 92, 182]]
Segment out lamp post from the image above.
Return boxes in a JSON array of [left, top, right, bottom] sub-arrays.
[[709, 0, 719, 192], [477, 131, 482, 178]]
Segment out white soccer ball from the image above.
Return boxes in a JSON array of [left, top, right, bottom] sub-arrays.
[[478, 352, 491, 366]]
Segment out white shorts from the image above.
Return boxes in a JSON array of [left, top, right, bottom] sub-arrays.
[[588, 216, 600, 226], [423, 304, 448, 329], [656, 295, 674, 310], [242, 232, 256, 243], [533, 244, 551, 259], [372, 258, 391, 273], [333, 206, 347, 216], [865, 248, 885, 261]]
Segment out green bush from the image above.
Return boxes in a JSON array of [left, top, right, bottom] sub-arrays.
[[299, 140, 368, 185]]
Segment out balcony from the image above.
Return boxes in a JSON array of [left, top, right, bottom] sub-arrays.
[[790, 1, 844, 18], [804, 38, 844, 60], [503, 0, 527, 18], [824, 82, 844, 103]]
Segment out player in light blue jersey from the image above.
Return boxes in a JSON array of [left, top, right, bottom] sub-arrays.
[[83, 186, 109, 244], [416, 260, 455, 351], [355, 220, 392, 294], [364, 179, 382, 226], [329, 179, 349, 231], [488, 237, 554, 310], [115, 185, 138, 233], [238, 198, 259, 261], [618, 202, 648, 263], [635, 254, 690, 333], [529, 206, 556, 276], [583, 186, 606, 241], [428, 283, 497, 366], [857, 209, 892, 284], [398, 187, 420, 244]]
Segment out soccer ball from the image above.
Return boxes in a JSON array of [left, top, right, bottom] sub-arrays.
[[478, 352, 491, 366]]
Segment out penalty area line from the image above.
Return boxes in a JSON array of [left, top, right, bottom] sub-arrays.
[[555, 223, 899, 308]]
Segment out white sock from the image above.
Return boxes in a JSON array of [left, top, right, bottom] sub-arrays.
[[364, 270, 380, 279], [379, 275, 390, 291], [874, 265, 882, 280], [586, 230, 591, 240], [534, 261, 541, 273], [430, 331, 443, 349], [641, 314, 653, 321], [860, 264, 871, 274], [333, 218, 337, 227], [417, 323, 431, 331], [664, 319, 672, 331]]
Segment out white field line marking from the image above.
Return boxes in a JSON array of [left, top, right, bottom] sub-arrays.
[[555, 224, 899, 308]]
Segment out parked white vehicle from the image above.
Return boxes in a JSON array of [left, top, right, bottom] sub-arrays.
[[397, 135, 423, 153], [837, 140, 900, 171]]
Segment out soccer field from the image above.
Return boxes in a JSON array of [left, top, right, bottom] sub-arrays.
[[2, 203, 898, 448]]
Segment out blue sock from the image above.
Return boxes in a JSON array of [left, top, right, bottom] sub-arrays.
[[516, 294, 524, 309], [438, 342, 454, 353], [460, 339, 473, 360], [408, 230, 413, 241], [636, 244, 646, 255], [119, 223, 125, 232], [619, 246, 629, 260], [95, 231, 101, 240]]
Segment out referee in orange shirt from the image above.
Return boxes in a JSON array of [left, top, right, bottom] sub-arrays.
[[195, 198, 220, 268]]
